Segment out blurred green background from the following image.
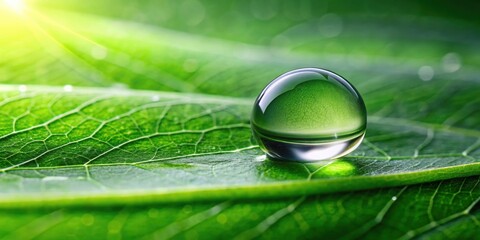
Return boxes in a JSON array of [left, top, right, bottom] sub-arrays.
[[0, 0, 480, 127], [2, 0, 479, 127], [1, 0, 479, 95], [0, 0, 480, 128]]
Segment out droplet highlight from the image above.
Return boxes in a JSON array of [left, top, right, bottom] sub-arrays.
[[251, 68, 367, 162]]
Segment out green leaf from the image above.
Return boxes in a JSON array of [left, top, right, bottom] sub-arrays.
[[0, 0, 479, 239], [0, 85, 479, 206]]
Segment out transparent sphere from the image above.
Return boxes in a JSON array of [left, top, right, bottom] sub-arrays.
[[251, 68, 367, 162]]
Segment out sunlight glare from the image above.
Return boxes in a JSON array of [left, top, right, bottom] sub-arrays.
[[3, 0, 25, 13]]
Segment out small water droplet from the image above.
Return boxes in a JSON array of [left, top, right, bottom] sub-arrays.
[[251, 68, 366, 162], [442, 52, 461, 73], [392, 196, 397, 201], [418, 66, 434, 81], [63, 84, 73, 92], [18, 85, 27, 93], [151, 95, 160, 101]]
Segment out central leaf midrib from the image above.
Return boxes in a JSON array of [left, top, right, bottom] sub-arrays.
[[1, 161, 479, 208]]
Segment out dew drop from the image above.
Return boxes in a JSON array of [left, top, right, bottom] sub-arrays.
[[63, 84, 73, 92], [251, 68, 367, 162], [151, 95, 160, 102], [418, 66, 434, 81], [442, 52, 461, 73], [392, 196, 398, 201], [18, 85, 27, 93]]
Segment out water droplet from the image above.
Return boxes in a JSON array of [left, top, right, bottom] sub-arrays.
[[251, 68, 367, 162], [418, 66, 434, 81], [151, 95, 160, 102], [442, 52, 461, 73], [18, 85, 27, 93], [392, 196, 398, 201], [63, 84, 73, 92]]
